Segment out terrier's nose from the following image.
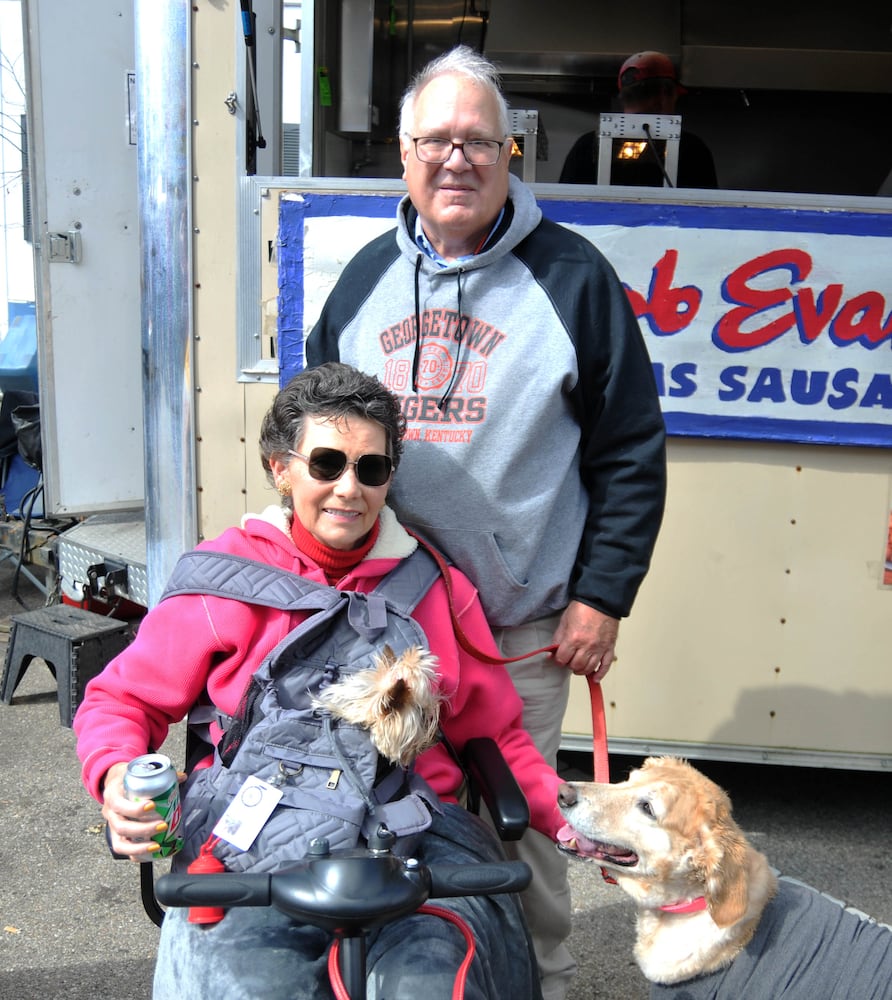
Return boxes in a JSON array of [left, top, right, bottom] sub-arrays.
[[557, 783, 578, 807]]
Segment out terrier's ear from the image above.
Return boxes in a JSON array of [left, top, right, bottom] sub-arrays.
[[378, 645, 397, 668]]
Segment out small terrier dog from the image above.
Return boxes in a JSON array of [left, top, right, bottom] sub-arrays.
[[311, 645, 442, 766]]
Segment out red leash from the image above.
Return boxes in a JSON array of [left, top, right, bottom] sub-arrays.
[[413, 534, 558, 664], [412, 533, 611, 781], [327, 905, 476, 1000], [587, 675, 610, 784]]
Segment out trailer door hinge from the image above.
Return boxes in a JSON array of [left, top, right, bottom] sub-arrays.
[[45, 230, 83, 264]]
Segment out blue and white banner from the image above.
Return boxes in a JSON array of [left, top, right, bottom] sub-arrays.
[[277, 191, 892, 448]]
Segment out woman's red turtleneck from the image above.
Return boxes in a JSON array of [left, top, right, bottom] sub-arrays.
[[290, 512, 380, 584]]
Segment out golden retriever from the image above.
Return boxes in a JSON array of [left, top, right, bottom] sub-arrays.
[[557, 757, 892, 997]]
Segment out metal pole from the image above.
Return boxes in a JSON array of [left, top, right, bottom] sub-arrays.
[[133, 0, 196, 606]]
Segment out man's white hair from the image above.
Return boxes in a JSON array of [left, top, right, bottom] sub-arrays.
[[399, 45, 511, 138]]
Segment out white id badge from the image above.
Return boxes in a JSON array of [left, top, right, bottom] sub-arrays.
[[212, 775, 282, 852]]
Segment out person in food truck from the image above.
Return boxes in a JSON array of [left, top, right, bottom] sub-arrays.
[[560, 49, 718, 189], [307, 45, 667, 1000]]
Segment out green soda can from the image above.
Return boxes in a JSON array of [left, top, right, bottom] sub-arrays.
[[123, 753, 184, 858]]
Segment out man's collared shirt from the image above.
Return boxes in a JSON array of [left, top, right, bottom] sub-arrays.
[[413, 209, 505, 267]]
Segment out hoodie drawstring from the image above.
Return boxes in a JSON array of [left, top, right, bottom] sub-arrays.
[[437, 269, 465, 410], [412, 253, 467, 411], [411, 253, 423, 393]]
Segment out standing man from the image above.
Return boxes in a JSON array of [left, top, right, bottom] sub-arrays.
[[306, 45, 666, 1000]]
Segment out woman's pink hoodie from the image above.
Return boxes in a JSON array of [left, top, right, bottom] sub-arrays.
[[74, 506, 563, 840]]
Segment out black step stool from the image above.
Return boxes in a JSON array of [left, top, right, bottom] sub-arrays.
[[1, 605, 133, 726]]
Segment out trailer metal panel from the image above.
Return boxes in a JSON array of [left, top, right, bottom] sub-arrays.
[[22, 0, 143, 515]]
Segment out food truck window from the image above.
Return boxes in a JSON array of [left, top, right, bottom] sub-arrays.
[[513, 84, 892, 197], [246, 2, 892, 198]]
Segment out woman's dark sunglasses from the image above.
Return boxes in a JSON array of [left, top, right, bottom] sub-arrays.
[[288, 447, 393, 487]]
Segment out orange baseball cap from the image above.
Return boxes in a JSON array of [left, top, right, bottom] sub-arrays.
[[618, 51, 687, 94]]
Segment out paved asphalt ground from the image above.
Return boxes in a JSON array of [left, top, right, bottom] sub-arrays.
[[0, 556, 890, 999]]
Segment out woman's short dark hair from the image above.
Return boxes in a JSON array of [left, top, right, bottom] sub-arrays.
[[259, 362, 406, 491]]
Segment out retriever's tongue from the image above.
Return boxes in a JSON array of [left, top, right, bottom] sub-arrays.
[[557, 822, 604, 856]]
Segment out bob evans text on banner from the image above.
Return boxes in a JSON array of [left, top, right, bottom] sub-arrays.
[[277, 192, 892, 449]]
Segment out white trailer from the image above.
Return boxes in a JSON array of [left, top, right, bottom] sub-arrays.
[[20, 0, 892, 769]]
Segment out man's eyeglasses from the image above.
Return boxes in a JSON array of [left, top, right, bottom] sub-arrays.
[[288, 448, 393, 487], [410, 137, 507, 166]]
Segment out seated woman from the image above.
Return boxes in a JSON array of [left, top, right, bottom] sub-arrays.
[[74, 362, 564, 1000]]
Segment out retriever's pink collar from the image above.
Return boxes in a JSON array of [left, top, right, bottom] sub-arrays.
[[659, 896, 708, 914]]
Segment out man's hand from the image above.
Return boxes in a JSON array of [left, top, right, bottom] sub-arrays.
[[552, 601, 619, 681]]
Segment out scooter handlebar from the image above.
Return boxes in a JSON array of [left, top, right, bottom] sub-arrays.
[[155, 857, 531, 924], [429, 861, 532, 898], [156, 872, 271, 908]]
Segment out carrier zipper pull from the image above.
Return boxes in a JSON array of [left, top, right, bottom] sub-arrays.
[[269, 761, 303, 788], [326, 769, 342, 789]]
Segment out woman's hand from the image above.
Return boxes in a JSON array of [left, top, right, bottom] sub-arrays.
[[101, 761, 168, 861]]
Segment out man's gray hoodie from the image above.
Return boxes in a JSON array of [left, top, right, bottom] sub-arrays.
[[307, 175, 666, 628]]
